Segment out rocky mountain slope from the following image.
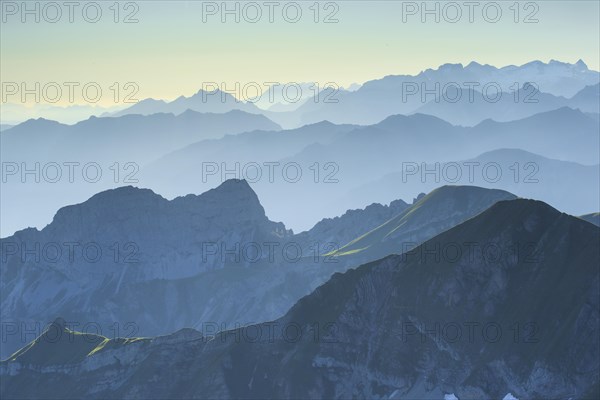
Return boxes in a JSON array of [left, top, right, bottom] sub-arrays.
[[2, 198, 598, 399], [0, 182, 514, 360], [278, 60, 599, 127]]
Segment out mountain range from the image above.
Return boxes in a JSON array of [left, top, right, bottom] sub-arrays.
[[0, 181, 519, 360], [3, 105, 597, 238], [2, 197, 598, 399], [139, 107, 599, 233], [2, 59, 598, 399], [106, 89, 262, 118], [104, 60, 599, 129], [1, 109, 280, 165], [0, 110, 280, 237], [346, 148, 600, 220]]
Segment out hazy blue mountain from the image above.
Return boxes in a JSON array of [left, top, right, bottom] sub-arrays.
[[569, 83, 600, 111], [282, 107, 598, 188], [104, 61, 599, 129], [137, 120, 359, 232], [265, 99, 309, 112], [2, 109, 280, 165], [264, 86, 352, 128], [4, 106, 595, 238], [277, 108, 597, 229], [0, 124, 14, 131], [347, 148, 600, 220], [414, 82, 600, 127], [469, 107, 599, 164], [0, 182, 514, 360], [290, 107, 599, 169], [1, 103, 125, 125], [278, 60, 599, 127], [3, 198, 597, 399], [0, 110, 280, 237], [141, 120, 357, 183], [258, 83, 351, 112], [137, 107, 598, 233], [413, 84, 566, 126], [109, 89, 262, 117]]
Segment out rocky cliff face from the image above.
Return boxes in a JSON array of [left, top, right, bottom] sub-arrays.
[[4, 179, 290, 280], [2, 199, 598, 399], [0, 179, 291, 358], [294, 198, 410, 253]]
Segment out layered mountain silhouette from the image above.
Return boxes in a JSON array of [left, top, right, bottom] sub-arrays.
[[2, 34, 599, 400], [96, 61, 599, 129], [412, 83, 599, 126], [0, 110, 280, 237], [569, 83, 600, 110], [348, 148, 600, 220], [136, 107, 598, 234], [0, 181, 515, 359], [1, 109, 280, 165], [3, 198, 598, 399], [273, 60, 599, 128], [0, 103, 125, 125], [3, 105, 597, 244], [107, 89, 262, 117]]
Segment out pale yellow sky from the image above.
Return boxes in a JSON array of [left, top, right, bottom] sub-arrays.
[[1, 1, 598, 106]]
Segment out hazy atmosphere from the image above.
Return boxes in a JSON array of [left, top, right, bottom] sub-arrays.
[[1, 1, 599, 399]]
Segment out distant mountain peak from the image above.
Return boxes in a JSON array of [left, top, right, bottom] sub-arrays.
[[138, 97, 167, 105], [475, 148, 544, 159], [522, 59, 545, 67], [212, 178, 252, 192], [195, 179, 264, 209], [310, 119, 336, 127], [16, 117, 63, 129], [548, 58, 589, 70], [190, 88, 237, 101], [377, 112, 454, 128], [435, 62, 464, 72], [87, 185, 161, 203], [576, 58, 588, 69], [540, 105, 585, 117]]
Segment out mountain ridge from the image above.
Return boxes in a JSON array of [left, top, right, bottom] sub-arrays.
[[3, 197, 598, 399]]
